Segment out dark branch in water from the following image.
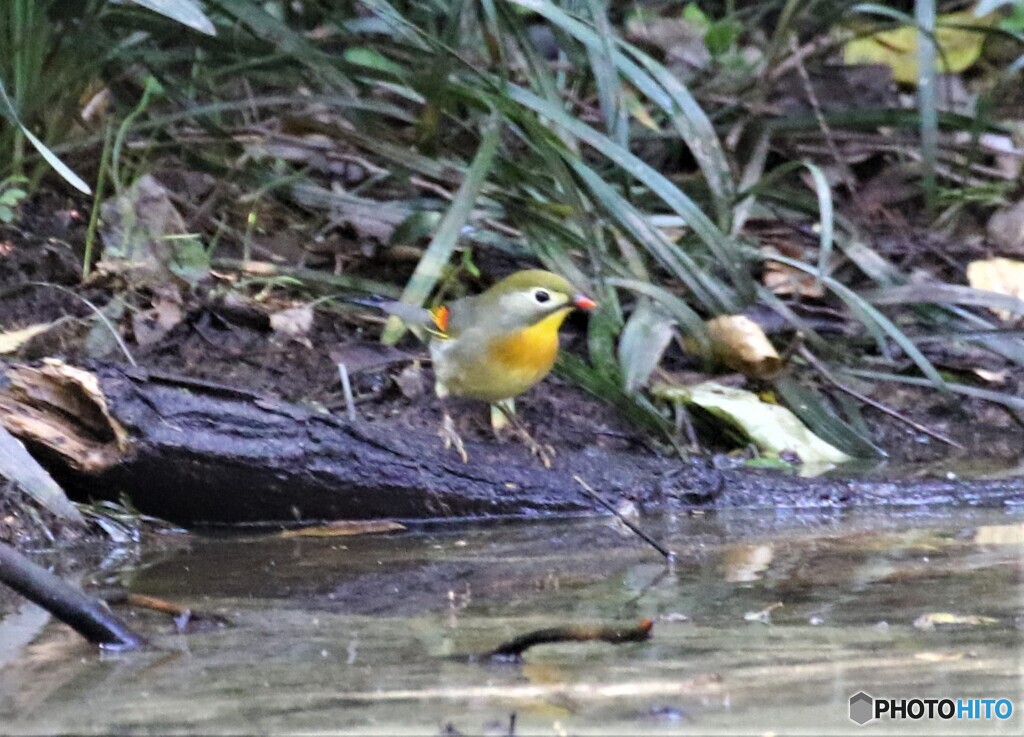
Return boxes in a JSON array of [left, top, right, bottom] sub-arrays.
[[0, 542, 145, 650], [483, 619, 653, 662]]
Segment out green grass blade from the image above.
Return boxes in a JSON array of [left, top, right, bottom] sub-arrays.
[[382, 114, 502, 344], [773, 374, 886, 458], [763, 251, 948, 390], [606, 277, 711, 356], [915, 0, 938, 216], [213, 0, 355, 93], [570, 159, 735, 313], [864, 283, 1024, 318], [842, 368, 1024, 419], [802, 161, 835, 295], [0, 75, 91, 194], [127, 0, 216, 35], [505, 84, 753, 297], [508, 0, 736, 228]]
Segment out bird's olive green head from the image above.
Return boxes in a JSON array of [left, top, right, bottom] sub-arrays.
[[477, 269, 597, 331]]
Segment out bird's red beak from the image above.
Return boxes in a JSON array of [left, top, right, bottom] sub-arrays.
[[573, 294, 598, 311]]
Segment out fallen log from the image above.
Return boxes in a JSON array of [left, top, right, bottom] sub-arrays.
[[1, 360, 1023, 525]]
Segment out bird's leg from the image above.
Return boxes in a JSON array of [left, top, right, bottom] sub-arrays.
[[436, 385, 468, 463], [491, 399, 555, 469]]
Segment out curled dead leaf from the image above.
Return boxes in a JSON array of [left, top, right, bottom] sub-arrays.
[[706, 315, 782, 379], [132, 293, 184, 347]]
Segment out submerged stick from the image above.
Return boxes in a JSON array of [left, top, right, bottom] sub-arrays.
[[484, 619, 653, 662], [0, 543, 145, 650], [103, 591, 232, 631]]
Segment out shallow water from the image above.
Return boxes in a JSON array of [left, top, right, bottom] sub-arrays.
[[1, 507, 1022, 735]]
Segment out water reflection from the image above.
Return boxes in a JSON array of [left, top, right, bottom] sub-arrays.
[[1, 507, 1022, 734]]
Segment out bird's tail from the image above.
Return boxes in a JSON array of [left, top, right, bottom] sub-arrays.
[[345, 296, 443, 334]]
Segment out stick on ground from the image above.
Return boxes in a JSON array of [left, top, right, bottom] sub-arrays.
[[0, 542, 146, 650]]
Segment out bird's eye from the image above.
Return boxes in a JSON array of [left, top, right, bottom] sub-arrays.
[[534, 289, 551, 304]]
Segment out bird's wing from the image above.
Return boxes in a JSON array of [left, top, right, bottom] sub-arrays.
[[348, 296, 456, 338]]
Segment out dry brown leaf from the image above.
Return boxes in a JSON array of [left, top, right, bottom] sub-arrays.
[[986, 199, 1024, 257], [759, 239, 826, 298], [966, 257, 1024, 320], [706, 315, 782, 379], [280, 520, 406, 538], [394, 363, 426, 399], [0, 323, 53, 355], [270, 305, 314, 338], [99, 173, 188, 276], [762, 264, 826, 299]]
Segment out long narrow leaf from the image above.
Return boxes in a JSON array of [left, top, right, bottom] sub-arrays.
[[763, 251, 947, 390], [509, 0, 736, 227], [0, 77, 91, 194], [382, 115, 502, 344], [864, 283, 1024, 318], [127, 0, 216, 35], [505, 84, 752, 296], [606, 277, 711, 356], [571, 160, 735, 312]]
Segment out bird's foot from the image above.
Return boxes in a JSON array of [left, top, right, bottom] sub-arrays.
[[439, 411, 469, 464], [516, 427, 555, 469], [493, 409, 555, 469]]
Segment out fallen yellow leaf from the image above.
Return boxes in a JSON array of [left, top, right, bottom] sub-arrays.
[[843, 10, 994, 85], [652, 380, 851, 467], [966, 257, 1024, 320]]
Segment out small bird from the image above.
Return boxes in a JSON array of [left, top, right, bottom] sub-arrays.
[[359, 269, 597, 465]]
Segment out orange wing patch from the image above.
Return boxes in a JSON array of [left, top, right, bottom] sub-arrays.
[[430, 305, 451, 337]]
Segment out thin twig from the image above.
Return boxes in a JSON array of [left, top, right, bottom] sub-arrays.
[[573, 475, 675, 562], [788, 35, 857, 195], [798, 345, 963, 449]]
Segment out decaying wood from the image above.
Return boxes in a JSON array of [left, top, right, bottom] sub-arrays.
[[2, 360, 1024, 525]]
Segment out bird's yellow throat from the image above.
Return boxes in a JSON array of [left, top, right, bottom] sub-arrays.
[[486, 307, 572, 381]]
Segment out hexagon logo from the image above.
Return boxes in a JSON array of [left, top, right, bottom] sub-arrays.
[[849, 691, 874, 725]]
